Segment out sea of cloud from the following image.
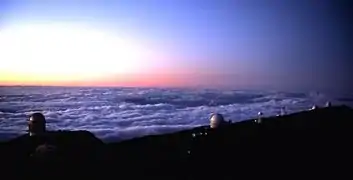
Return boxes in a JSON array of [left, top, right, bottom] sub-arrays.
[[0, 86, 351, 142]]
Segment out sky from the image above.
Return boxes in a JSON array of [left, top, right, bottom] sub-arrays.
[[0, 0, 352, 92]]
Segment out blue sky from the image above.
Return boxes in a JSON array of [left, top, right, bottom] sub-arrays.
[[0, 0, 352, 92]]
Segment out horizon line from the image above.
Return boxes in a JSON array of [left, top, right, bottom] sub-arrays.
[[0, 84, 312, 94], [0, 84, 237, 91]]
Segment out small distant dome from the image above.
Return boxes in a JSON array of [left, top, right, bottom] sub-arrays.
[[325, 101, 332, 107], [210, 113, 225, 129], [29, 113, 46, 124], [256, 112, 263, 123], [310, 105, 318, 110], [281, 107, 286, 115]]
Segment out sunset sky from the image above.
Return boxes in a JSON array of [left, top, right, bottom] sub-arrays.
[[0, 0, 352, 92]]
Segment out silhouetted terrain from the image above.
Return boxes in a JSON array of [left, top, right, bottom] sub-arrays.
[[1, 105, 353, 179]]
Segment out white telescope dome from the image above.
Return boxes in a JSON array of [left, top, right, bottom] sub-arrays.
[[325, 101, 332, 107], [310, 105, 318, 110], [210, 113, 225, 129]]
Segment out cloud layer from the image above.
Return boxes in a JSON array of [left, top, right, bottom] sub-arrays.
[[0, 86, 350, 142]]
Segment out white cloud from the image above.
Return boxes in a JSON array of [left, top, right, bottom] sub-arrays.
[[0, 87, 349, 142]]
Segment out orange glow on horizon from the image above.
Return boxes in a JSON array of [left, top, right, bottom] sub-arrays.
[[0, 72, 190, 88]]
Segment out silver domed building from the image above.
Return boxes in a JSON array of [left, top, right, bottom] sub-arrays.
[[210, 113, 226, 129], [310, 105, 318, 110], [325, 101, 332, 107], [28, 112, 46, 136]]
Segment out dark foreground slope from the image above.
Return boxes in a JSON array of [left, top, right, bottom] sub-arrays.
[[1, 106, 353, 178]]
